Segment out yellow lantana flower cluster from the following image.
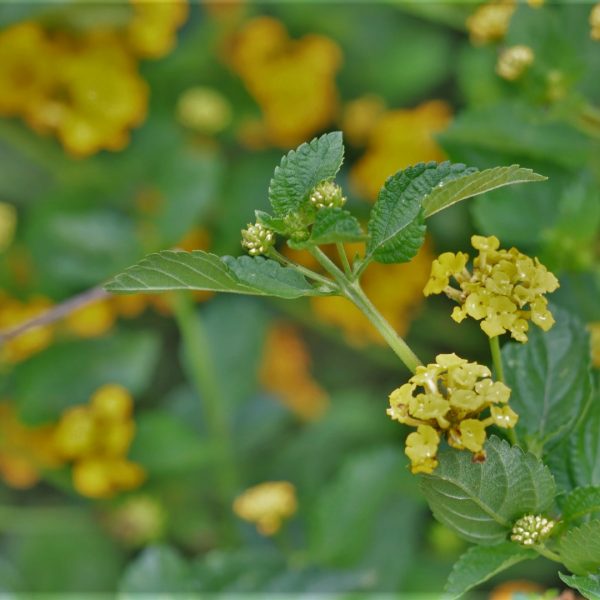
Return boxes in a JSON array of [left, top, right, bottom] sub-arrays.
[[0, 2, 187, 157], [466, 1, 516, 45], [53, 384, 145, 499], [233, 481, 298, 536], [226, 17, 341, 148], [387, 353, 518, 474], [424, 235, 559, 343]]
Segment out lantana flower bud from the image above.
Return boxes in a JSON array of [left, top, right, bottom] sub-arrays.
[[309, 181, 346, 210], [241, 222, 275, 256], [511, 514, 556, 546], [496, 45, 535, 81]]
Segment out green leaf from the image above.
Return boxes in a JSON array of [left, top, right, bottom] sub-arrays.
[[559, 521, 600, 575], [105, 250, 326, 299], [422, 165, 546, 218], [222, 255, 326, 298], [562, 487, 600, 523], [502, 305, 592, 453], [254, 210, 289, 235], [366, 161, 473, 264], [268, 131, 344, 218], [420, 436, 556, 545], [445, 542, 537, 599], [570, 381, 600, 487], [308, 208, 365, 245], [13, 331, 159, 424], [560, 572, 600, 600], [119, 545, 193, 594]]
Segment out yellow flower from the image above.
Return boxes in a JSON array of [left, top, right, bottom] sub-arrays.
[[176, 86, 232, 134], [0, 294, 53, 363], [405, 425, 440, 475], [466, 0, 516, 46], [350, 101, 452, 201], [63, 299, 116, 339], [127, 0, 188, 59], [106, 495, 166, 547], [259, 323, 329, 421], [387, 353, 517, 474], [590, 322, 600, 368], [591, 4, 600, 40], [496, 45, 535, 81], [226, 17, 341, 147], [0, 201, 17, 251], [233, 481, 297, 536], [341, 95, 386, 147], [54, 384, 145, 498], [0, 402, 62, 489], [424, 235, 559, 342]]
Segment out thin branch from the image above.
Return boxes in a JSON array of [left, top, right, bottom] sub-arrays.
[[0, 286, 111, 344]]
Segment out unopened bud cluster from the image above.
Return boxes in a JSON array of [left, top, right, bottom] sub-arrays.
[[466, 1, 516, 45], [424, 235, 559, 343], [497, 45, 535, 81], [309, 181, 346, 210], [511, 514, 556, 546], [241, 222, 275, 256], [387, 353, 518, 474]]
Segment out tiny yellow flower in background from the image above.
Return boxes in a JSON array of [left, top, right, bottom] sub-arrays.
[[341, 95, 386, 147], [496, 45, 535, 81], [233, 481, 298, 536], [176, 86, 232, 135], [54, 384, 145, 498], [259, 323, 329, 422], [589, 322, 600, 368], [424, 235, 559, 343], [63, 299, 116, 339], [105, 495, 167, 547], [590, 3, 600, 40], [0, 202, 17, 252], [387, 353, 517, 474], [466, 0, 516, 46]]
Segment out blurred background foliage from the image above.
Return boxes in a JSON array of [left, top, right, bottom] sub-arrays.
[[0, 0, 599, 595]]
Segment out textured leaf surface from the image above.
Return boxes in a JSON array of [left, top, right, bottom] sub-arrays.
[[562, 487, 600, 522], [105, 250, 324, 299], [367, 161, 473, 264], [559, 521, 600, 575], [421, 436, 555, 545], [503, 306, 592, 452], [422, 165, 546, 217], [445, 542, 536, 598], [560, 572, 600, 600], [309, 208, 364, 245], [570, 380, 600, 488], [254, 210, 289, 235], [268, 132, 344, 217]]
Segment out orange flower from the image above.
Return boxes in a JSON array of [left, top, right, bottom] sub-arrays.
[[260, 323, 329, 421], [350, 101, 452, 201]]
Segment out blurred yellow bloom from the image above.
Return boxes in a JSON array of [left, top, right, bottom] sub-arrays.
[[0, 294, 53, 363], [0, 402, 62, 489], [0, 202, 17, 252], [233, 481, 297, 535], [259, 323, 329, 421], [350, 101, 452, 201], [63, 299, 116, 338], [496, 45, 535, 81], [591, 4, 600, 40], [54, 384, 145, 498], [227, 17, 342, 147], [341, 95, 386, 147], [127, 0, 189, 59], [176, 86, 232, 134], [311, 240, 434, 346], [425, 235, 559, 342], [105, 495, 167, 547], [589, 322, 600, 368], [387, 353, 517, 473], [466, 0, 516, 46]]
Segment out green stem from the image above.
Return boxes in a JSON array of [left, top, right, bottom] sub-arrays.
[[309, 247, 422, 373], [336, 242, 352, 278], [268, 248, 337, 290], [535, 544, 562, 564], [171, 292, 238, 542], [489, 336, 505, 382]]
